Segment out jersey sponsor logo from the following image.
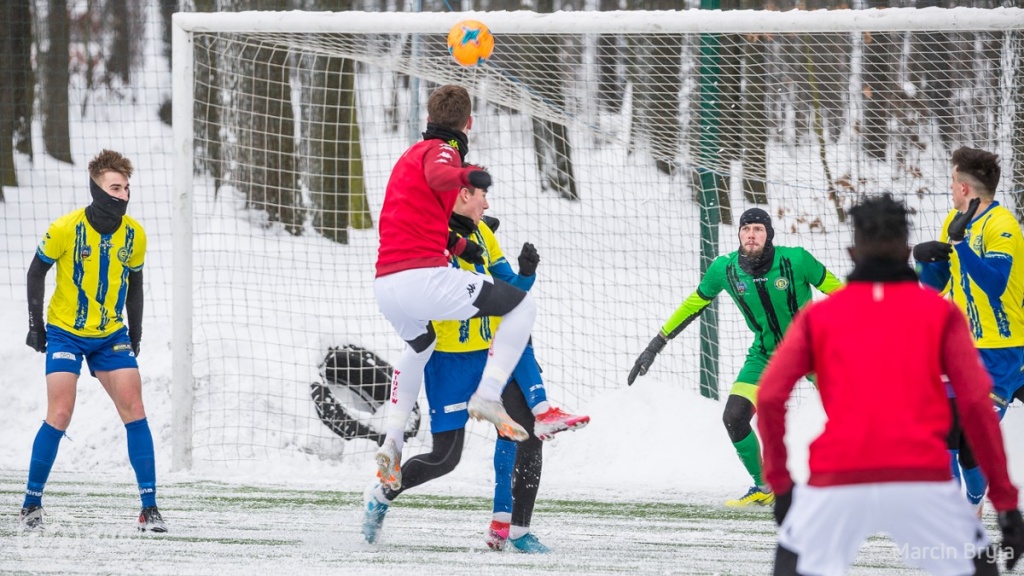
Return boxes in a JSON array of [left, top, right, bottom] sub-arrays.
[[51, 351, 75, 361], [444, 401, 468, 413], [774, 277, 789, 290], [1002, 232, 1014, 239], [112, 343, 133, 353], [390, 370, 400, 404]]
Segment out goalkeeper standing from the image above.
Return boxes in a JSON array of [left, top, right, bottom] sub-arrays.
[[628, 208, 841, 507]]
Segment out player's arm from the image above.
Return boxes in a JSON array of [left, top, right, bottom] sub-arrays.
[[627, 259, 725, 386], [423, 145, 490, 193], [25, 254, 54, 353], [914, 259, 952, 292], [126, 270, 143, 356], [803, 249, 843, 294], [952, 219, 1017, 300], [915, 209, 958, 291], [943, 305, 1018, 512], [485, 223, 538, 292], [756, 309, 815, 497]]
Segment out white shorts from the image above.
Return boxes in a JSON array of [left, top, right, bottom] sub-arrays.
[[778, 481, 990, 576], [374, 267, 491, 342]]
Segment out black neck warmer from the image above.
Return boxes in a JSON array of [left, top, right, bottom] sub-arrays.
[[84, 177, 129, 234], [847, 257, 919, 283], [422, 123, 469, 163], [449, 212, 477, 237], [738, 244, 776, 277]]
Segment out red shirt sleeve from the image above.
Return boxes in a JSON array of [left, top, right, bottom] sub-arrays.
[[943, 305, 1019, 512], [757, 308, 815, 495], [422, 142, 470, 193]]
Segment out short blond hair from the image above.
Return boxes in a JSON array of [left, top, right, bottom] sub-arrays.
[[88, 149, 134, 180]]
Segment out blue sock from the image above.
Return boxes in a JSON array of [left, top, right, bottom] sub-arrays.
[[511, 344, 547, 411], [963, 466, 987, 505], [126, 418, 157, 508], [492, 438, 516, 515], [24, 422, 65, 508], [949, 449, 961, 488]]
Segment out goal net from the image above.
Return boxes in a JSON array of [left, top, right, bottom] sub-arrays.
[[171, 8, 1024, 469]]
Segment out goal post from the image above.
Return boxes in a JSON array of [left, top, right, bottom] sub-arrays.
[[171, 8, 1024, 470]]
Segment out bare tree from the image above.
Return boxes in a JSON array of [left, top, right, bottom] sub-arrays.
[[596, 0, 624, 113], [44, 0, 73, 164]]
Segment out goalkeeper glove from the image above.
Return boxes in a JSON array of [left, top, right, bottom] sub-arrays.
[[518, 243, 539, 277], [999, 509, 1024, 571], [468, 170, 492, 191], [947, 197, 981, 243], [447, 231, 485, 265], [912, 241, 953, 263], [773, 490, 793, 526], [627, 334, 668, 386]]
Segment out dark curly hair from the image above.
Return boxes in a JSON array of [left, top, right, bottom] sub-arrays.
[[848, 193, 910, 254]]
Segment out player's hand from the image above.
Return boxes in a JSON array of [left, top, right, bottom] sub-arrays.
[[773, 490, 793, 526], [947, 197, 981, 243], [627, 334, 668, 386], [459, 240, 485, 265], [999, 509, 1024, 570], [912, 241, 953, 263], [447, 231, 485, 265], [518, 243, 539, 277], [26, 319, 46, 353], [481, 215, 500, 233], [468, 170, 492, 191]]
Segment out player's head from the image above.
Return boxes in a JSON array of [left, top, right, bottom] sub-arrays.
[[454, 164, 489, 225], [738, 207, 774, 258], [426, 85, 473, 133], [88, 149, 133, 202], [951, 147, 999, 211], [847, 193, 911, 264]]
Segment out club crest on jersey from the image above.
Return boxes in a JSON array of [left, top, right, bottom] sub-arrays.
[[80, 245, 92, 259], [971, 233, 982, 252], [118, 247, 131, 263], [774, 277, 789, 290], [736, 281, 747, 295]]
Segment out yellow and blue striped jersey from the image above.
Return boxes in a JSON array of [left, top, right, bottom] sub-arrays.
[[434, 221, 506, 354], [939, 203, 1024, 348], [37, 208, 146, 338]]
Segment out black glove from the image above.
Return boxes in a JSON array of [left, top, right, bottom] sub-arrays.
[[999, 509, 1024, 571], [480, 215, 500, 233], [130, 332, 141, 358], [446, 231, 485, 265], [947, 197, 981, 243], [518, 243, 539, 277], [627, 334, 668, 385], [468, 170, 492, 191], [773, 490, 793, 526], [912, 241, 953, 263], [26, 316, 46, 353]]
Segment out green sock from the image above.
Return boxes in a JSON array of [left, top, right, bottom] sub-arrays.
[[732, 431, 764, 487]]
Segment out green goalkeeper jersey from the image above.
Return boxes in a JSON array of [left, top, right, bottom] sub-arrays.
[[661, 246, 842, 357]]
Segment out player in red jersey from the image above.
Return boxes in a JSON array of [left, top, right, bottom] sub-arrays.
[[372, 85, 535, 492], [758, 193, 1024, 575]]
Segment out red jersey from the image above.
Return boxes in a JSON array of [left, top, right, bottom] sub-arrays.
[[375, 138, 472, 278], [758, 279, 1018, 512]]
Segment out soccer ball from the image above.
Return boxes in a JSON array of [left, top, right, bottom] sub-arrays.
[[447, 20, 494, 67]]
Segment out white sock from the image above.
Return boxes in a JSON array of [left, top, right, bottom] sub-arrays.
[[510, 525, 530, 540], [531, 401, 550, 417]]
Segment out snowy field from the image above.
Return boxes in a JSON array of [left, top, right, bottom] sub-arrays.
[[0, 469, 973, 576]]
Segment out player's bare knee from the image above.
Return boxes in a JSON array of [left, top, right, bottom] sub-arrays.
[[46, 409, 73, 430]]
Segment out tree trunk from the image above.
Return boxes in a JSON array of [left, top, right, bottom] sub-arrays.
[[0, 0, 35, 193], [861, 0, 897, 161], [596, 0, 623, 113], [1012, 30, 1024, 222], [44, 0, 73, 164], [105, 0, 131, 84], [192, 0, 223, 192]]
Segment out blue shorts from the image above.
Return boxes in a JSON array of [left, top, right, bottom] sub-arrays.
[[46, 325, 138, 376], [979, 346, 1024, 418], [423, 350, 487, 434]]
